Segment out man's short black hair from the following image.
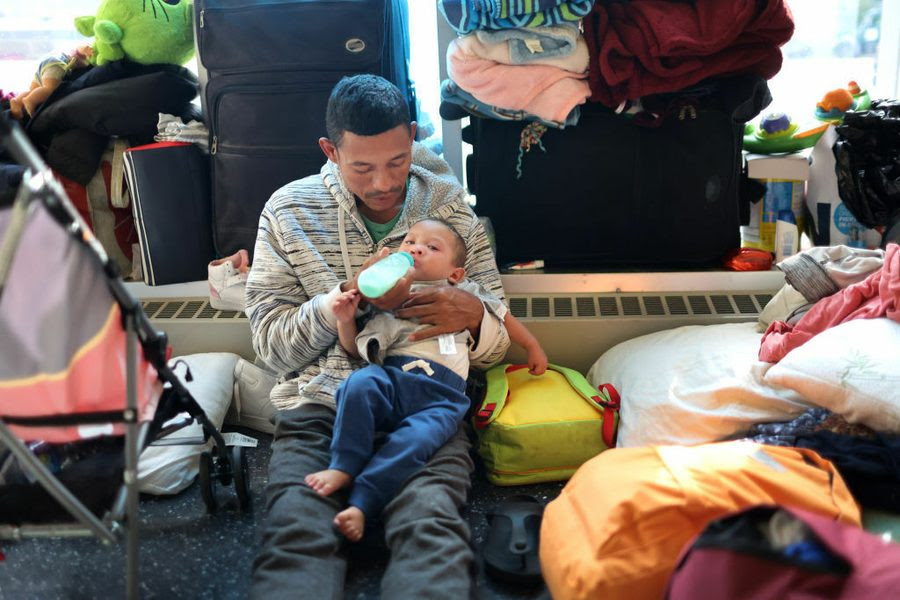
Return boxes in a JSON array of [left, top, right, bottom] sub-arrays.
[[325, 74, 410, 147]]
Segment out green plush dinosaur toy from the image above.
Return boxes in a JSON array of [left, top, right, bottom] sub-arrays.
[[74, 0, 195, 66]]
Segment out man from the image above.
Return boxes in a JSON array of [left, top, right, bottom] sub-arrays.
[[246, 74, 510, 598]]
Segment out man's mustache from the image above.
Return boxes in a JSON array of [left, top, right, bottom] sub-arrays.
[[364, 186, 404, 199]]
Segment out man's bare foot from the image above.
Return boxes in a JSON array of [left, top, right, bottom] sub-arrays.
[[334, 506, 365, 542], [304, 469, 351, 496]]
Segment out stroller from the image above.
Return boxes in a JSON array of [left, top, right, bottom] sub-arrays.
[[0, 115, 249, 598]]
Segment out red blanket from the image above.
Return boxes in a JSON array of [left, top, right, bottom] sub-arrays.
[[583, 0, 794, 107]]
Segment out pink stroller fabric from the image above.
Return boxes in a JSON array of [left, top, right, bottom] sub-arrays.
[[0, 203, 161, 443]]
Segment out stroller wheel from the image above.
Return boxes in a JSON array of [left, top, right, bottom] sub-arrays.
[[231, 445, 251, 511], [199, 450, 218, 513]]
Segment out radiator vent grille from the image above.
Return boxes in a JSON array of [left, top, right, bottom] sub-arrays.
[[576, 297, 596, 317], [506, 291, 770, 319], [665, 296, 688, 315], [142, 291, 771, 322], [531, 297, 550, 318], [710, 295, 734, 315], [142, 300, 248, 320], [621, 296, 641, 316], [553, 297, 573, 317], [598, 297, 619, 316], [643, 296, 665, 316], [688, 295, 711, 315]]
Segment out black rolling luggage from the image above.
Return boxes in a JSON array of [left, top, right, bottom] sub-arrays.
[[466, 75, 771, 269], [194, 0, 415, 259]]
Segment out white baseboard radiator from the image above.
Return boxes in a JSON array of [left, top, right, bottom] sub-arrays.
[[139, 271, 784, 374]]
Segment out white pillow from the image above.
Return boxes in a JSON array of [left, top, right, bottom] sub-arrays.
[[764, 318, 900, 432], [138, 352, 239, 495], [586, 322, 812, 448]]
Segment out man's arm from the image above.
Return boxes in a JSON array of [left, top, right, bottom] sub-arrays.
[[245, 205, 345, 375]]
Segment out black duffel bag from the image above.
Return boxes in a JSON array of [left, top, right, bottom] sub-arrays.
[[466, 74, 771, 269]]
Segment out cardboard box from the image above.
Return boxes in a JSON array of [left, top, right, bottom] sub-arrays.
[[806, 126, 882, 249]]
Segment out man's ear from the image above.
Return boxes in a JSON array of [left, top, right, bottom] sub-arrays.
[[319, 137, 338, 162], [409, 121, 417, 142], [447, 266, 466, 284]]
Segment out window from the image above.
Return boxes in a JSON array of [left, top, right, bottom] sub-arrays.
[[0, 2, 99, 93], [769, 0, 895, 117]]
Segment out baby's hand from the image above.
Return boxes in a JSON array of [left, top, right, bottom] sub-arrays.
[[527, 346, 548, 376], [332, 289, 360, 323]]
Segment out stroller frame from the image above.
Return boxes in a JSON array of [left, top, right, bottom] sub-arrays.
[[0, 115, 245, 599]]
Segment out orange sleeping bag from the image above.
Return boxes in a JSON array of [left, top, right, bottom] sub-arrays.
[[539, 441, 861, 600]]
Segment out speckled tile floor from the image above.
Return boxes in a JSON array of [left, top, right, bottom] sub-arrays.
[[0, 427, 561, 599]]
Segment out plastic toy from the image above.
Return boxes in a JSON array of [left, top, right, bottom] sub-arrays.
[[74, 0, 195, 67], [743, 81, 871, 154]]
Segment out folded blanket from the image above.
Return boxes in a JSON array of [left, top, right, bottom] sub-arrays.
[[583, 0, 793, 107], [447, 38, 590, 125], [439, 0, 593, 34], [461, 26, 589, 73]]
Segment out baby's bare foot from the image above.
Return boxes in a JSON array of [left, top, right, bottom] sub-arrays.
[[304, 469, 351, 496], [334, 506, 365, 542]]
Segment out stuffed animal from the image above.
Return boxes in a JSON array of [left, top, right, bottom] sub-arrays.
[[74, 0, 195, 67]]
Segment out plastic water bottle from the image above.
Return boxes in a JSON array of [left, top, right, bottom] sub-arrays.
[[357, 251, 414, 298]]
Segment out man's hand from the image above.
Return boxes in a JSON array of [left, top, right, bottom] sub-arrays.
[[343, 247, 413, 311], [395, 286, 484, 342]]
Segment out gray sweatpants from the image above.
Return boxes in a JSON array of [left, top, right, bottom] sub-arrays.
[[250, 403, 475, 599]]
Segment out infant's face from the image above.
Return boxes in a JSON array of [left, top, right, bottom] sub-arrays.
[[400, 221, 462, 282]]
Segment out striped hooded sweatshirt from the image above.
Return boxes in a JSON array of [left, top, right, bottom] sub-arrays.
[[245, 142, 510, 411]]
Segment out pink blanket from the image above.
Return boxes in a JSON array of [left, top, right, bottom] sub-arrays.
[[760, 243, 900, 363], [447, 38, 590, 125]]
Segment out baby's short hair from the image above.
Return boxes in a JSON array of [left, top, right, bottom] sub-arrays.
[[413, 218, 467, 268]]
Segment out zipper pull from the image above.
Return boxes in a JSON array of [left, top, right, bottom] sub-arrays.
[[199, 9, 204, 28], [211, 135, 217, 155]]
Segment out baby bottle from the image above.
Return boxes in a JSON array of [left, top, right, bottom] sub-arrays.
[[357, 251, 414, 298]]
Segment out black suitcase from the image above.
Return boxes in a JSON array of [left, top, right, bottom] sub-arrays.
[[465, 75, 771, 269], [194, 0, 415, 259]]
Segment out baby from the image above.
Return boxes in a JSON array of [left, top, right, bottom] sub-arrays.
[[306, 217, 547, 541]]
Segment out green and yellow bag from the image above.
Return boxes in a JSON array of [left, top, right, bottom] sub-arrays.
[[473, 363, 620, 485]]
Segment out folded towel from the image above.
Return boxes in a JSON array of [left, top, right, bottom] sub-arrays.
[[439, 0, 593, 34], [460, 25, 589, 73]]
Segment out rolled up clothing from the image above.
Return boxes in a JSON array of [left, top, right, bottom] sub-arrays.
[[466, 23, 588, 72]]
